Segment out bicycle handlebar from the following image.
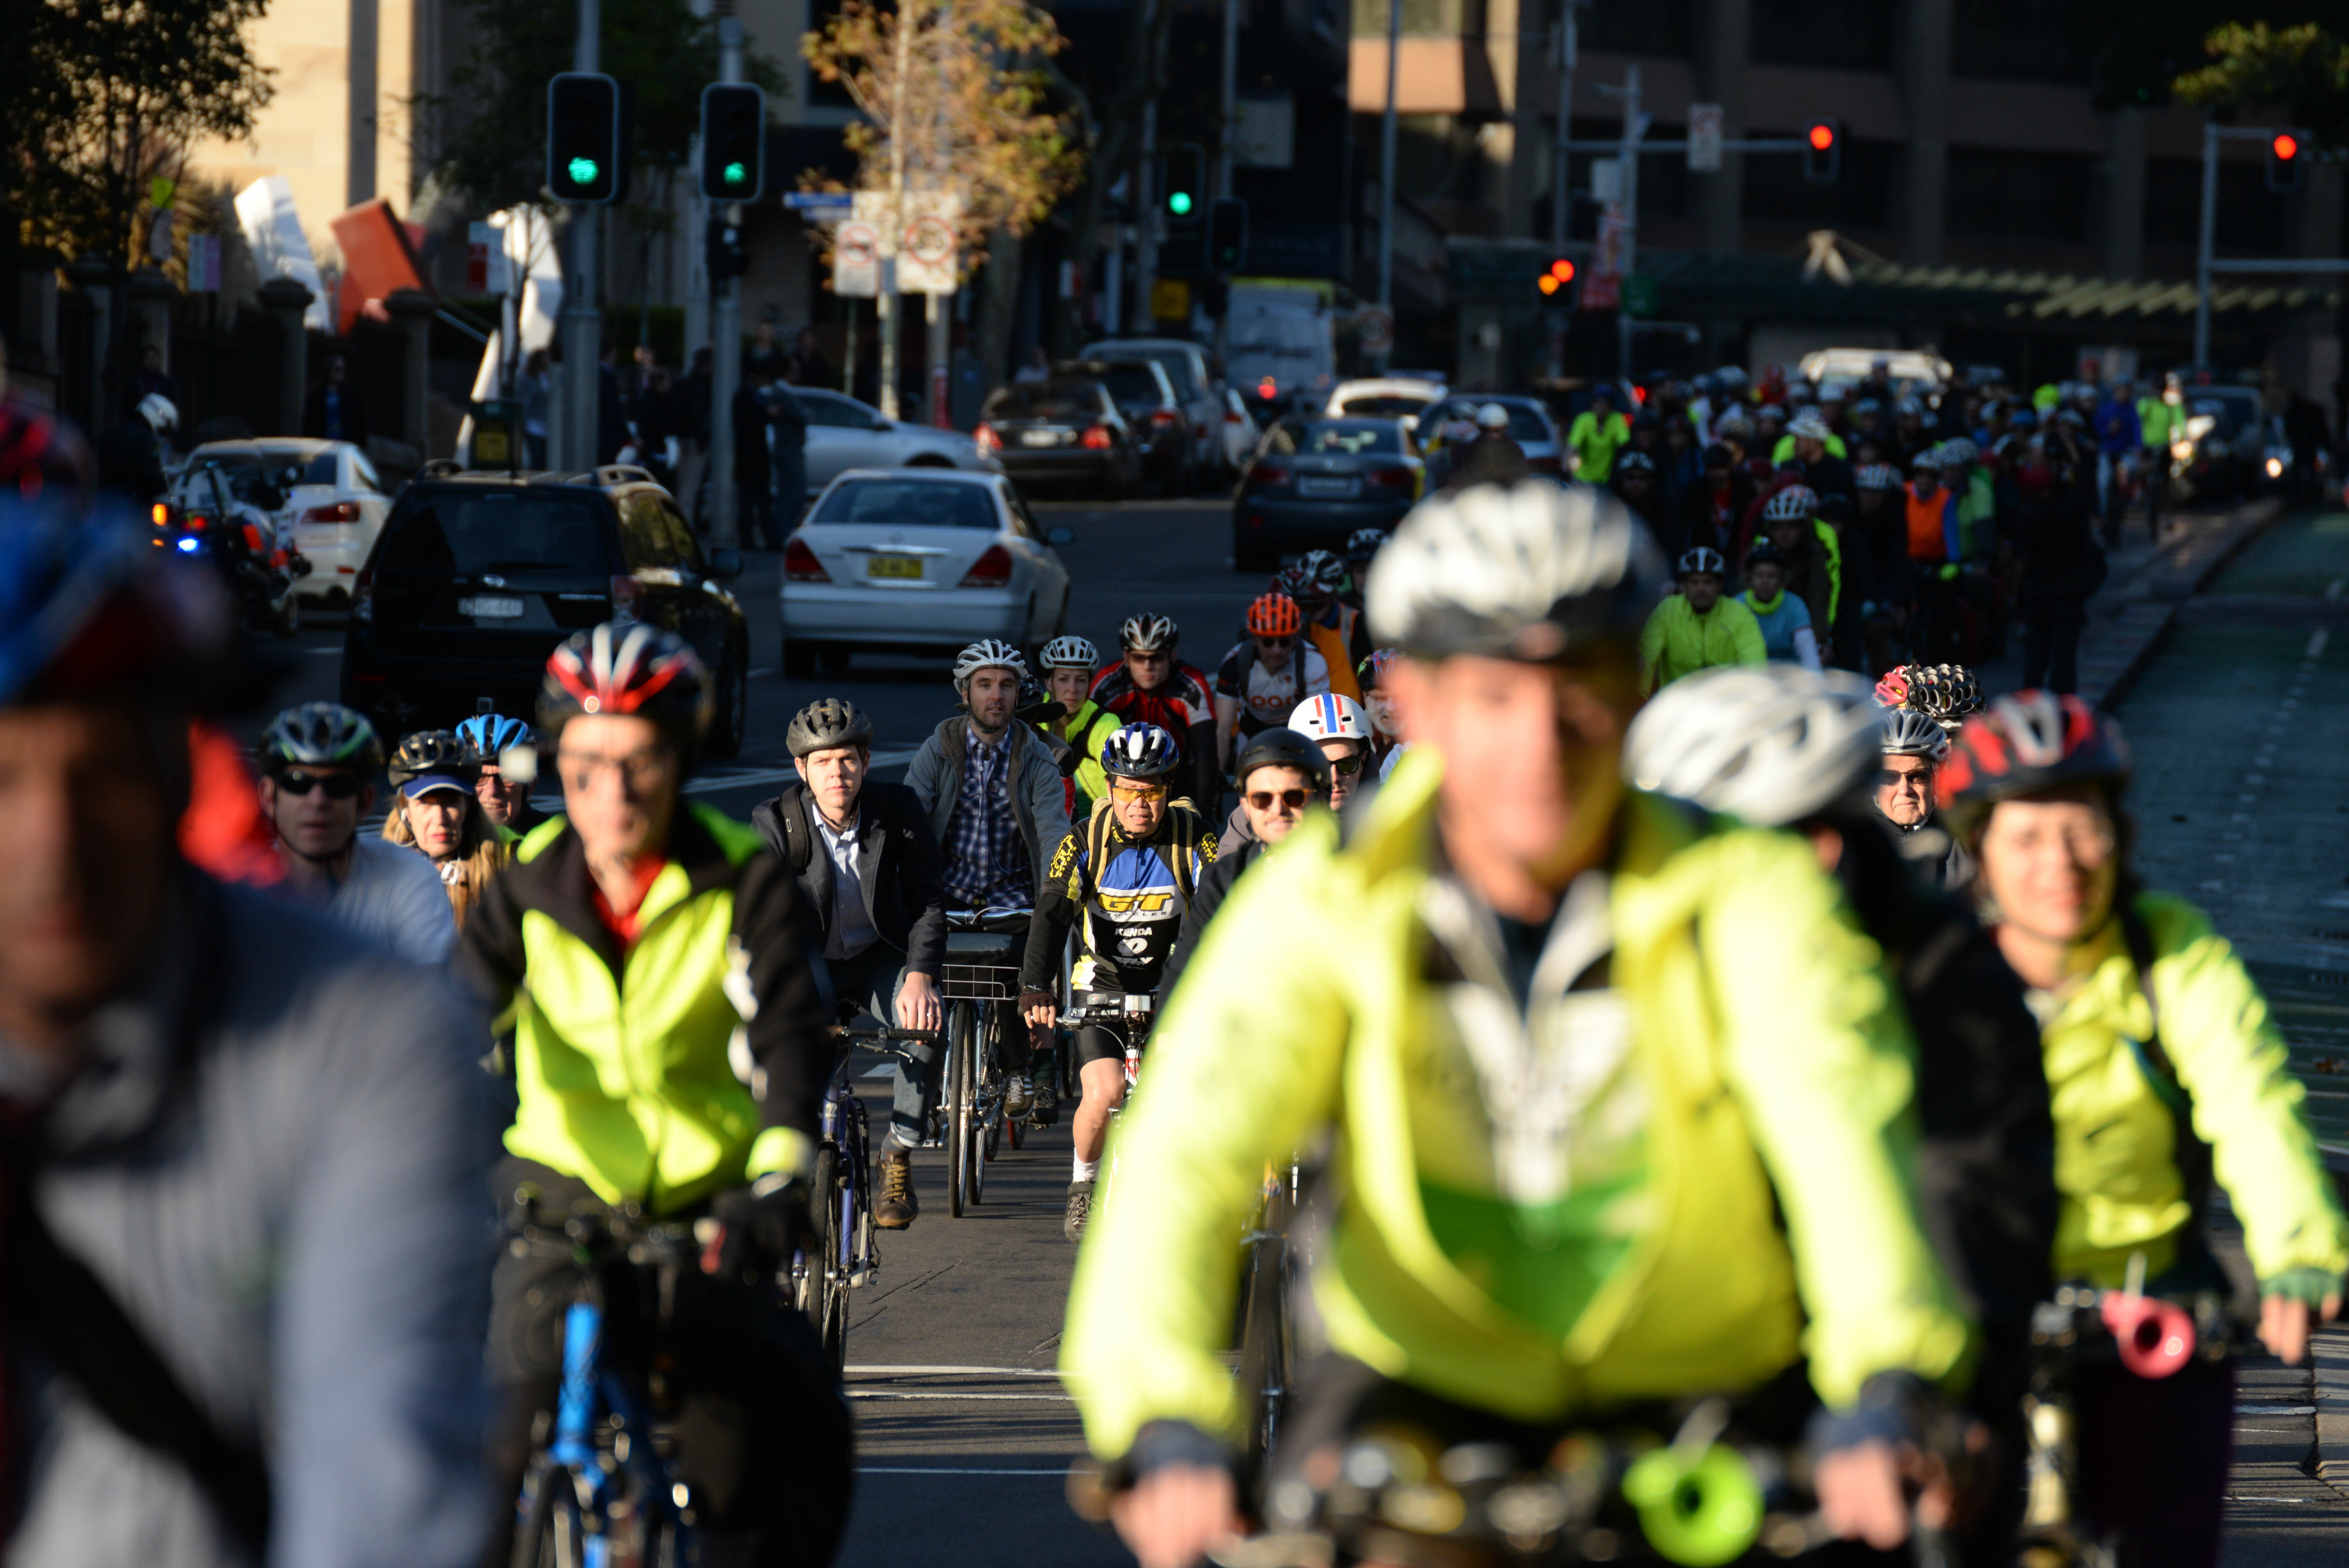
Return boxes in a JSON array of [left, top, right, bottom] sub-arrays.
[[829, 1021, 945, 1044]]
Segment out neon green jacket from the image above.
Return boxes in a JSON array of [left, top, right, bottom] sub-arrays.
[[1568, 411, 1631, 481], [2039, 891, 2348, 1289], [1040, 697, 1121, 818], [1770, 432, 1850, 464], [2136, 396, 2180, 450], [1638, 593, 1766, 692], [1062, 756, 1971, 1458]]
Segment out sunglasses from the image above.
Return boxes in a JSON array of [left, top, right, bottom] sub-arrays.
[[1877, 767, 1933, 789], [1246, 788, 1314, 812], [1109, 782, 1170, 802], [1328, 753, 1365, 777], [1255, 635, 1296, 649], [274, 769, 364, 799]]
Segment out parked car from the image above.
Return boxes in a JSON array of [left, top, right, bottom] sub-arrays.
[[975, 378, 1144, 499], [1232, 417, 1423, 570], [1415, 393, 1565, 479], [795, 388, 1001, 501], [780, 469, 1073, 676], [1082, 337, 1224, 479], [1060, 358, 1189, 489], [1323, 376, 1445, 429], [1216, 387, 1262, 475], [166, 438, 390, 606], [341, 470, 751, 754]]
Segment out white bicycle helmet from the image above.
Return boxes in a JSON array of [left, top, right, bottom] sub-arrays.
[[1881, 706, 1952, 762], [1117, 613, 1178, 653], [1367, 480, 1665, 662], [1762, 485, 1818, 523], [1621, 665, 1885, 827], [1939, 437, 1978, 470], [951, 638, 1029, 691], [1289, 692, 1371, 745], [1475, 402, 1511, 432], [1787, 413, 1833, 443], [1039, 634, 1099, 672], [1675, 546, 1726, 578]]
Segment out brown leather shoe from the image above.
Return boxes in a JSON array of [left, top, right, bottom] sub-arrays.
[[876, 1147, 918, 1229]]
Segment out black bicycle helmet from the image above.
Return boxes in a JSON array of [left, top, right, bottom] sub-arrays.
[[387, 729, 479, 790], [1101, 722, 1182, 779], [787, 697, 874, 757], [1234, 727, 1332, 793]]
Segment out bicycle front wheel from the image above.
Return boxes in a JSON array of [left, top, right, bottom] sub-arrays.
[[798, 1142, 846, 1375], [510, 1465, 589, 1568], [947, 1002, 976, 1218]]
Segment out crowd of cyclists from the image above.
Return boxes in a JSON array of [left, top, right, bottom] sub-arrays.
[[0, 347, 2340, 1568]]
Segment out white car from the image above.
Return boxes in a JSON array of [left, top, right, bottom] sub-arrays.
[[168, 438, 390, 606], [794, 389, 1002, 500], [1217, 387, 1262, 474], [779, 469, 1073, 677], [1323, 376, 1446, 430]]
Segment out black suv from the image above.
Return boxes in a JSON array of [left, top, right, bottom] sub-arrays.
[[341, 469, 751, 755]]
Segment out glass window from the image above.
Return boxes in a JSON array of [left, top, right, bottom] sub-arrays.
[[799, 393, 880, 429], [2145, 158, 2286, 253], [257, 447, 343, 485], [1580, 0, 1693, 53], [1744, 136, 1896, 229], [1092, 363, 1173, 405], [1303, 420, 1401, 455], [378, 494, 617, 575], [1425, 401, 1551, 443], [1946, 148, 2093, 242], [811, 479, 999, 530], [351, 453, 384, 493], [656, 499, 702, 566], [1952, 0, 2093, 82], [984, 383, 1107, 420], [1005, 487, 1043, 539], [1333, 394, 1431, 421], [1749, 0, 1893, 69], [618, 493, 686, 569]]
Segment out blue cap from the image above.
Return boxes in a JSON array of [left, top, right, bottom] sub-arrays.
[[399, 773, 471, 799]]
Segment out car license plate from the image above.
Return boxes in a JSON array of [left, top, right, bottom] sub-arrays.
[[866, 555, 924, 580], [1300, 476, 1358, 497], [459, 595, 526, 618], [1020, 428, 1067, 447]]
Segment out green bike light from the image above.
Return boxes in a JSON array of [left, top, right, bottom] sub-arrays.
[[1621, 1445, 1763, 1567]]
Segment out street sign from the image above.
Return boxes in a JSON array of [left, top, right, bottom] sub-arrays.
[[1358, 306, 1395, 353], [1580, 275, 1621, 312], [1688, 104, 1723, 172], [1622, 274, 1658, 318], [898, 193, 962, 295], [834, 221, 880, 298], [784, 191, 854, 216], [1150, 278, 1191, 321]]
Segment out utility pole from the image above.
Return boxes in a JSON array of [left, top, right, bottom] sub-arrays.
[[558, 0, 602, 471], [1615, 62, 1640, 385], [1134, 98, 1160, 332], [708, 15, 743, 545], [2194, 119, 2219, 368], [1550, 2, 1577, 248], [879, 2, 914, 419], [1219, 0, 1238, 200], [1375, 0, 1400, 371]]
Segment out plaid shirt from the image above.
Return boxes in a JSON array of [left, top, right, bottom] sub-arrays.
[[942, 725, 1032, 909]]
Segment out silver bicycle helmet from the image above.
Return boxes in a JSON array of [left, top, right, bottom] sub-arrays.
[[1762, 485, 1818, 523], [787, 697, 874, 757], [951, 638, 1029, 692], [259, 702, 384, 776], [1675, 546, 1727, 578], [1622, 665, 1885, 827], [1880, 706, 1952, 762], [1038, 635, 1100, 672], [1101, 722, 1182, 779], [1117, 613, 1179, 653]]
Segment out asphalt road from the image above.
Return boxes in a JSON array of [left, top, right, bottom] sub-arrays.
[[242, 496, 2349, 1566]]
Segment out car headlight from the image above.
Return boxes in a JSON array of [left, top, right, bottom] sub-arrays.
[[2266, 456, 2285, 478]]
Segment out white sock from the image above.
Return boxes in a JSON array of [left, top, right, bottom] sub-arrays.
[[1073, 1156, 1100, 1183]]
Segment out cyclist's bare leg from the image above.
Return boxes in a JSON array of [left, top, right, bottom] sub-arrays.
[[1073, 1057, 1126, 1165]]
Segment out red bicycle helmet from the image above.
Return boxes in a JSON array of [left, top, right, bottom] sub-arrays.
[[539, 622, 713, 748], [1936, 690, 2130, 843], [1245, 592, 1303, 637]]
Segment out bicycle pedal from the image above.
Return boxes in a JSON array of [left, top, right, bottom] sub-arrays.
[[848, 1269, 874, 1287]]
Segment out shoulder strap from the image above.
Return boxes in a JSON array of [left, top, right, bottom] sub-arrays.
[[781, 789, 814, 874], [1084, 796, 1116, 899]]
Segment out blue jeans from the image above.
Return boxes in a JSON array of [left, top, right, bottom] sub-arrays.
[[829, 943, 934, 1150]]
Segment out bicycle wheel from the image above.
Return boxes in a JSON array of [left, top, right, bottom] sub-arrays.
[[946, 1003, 975, 1217], [1237, 1234, 1292, 1473], [510, 1465, 588, 1568]]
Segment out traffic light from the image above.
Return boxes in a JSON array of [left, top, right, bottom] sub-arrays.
[[1537, 257, 1577, 299], [547, 73, 627, 203], [1207, 197, 1248, 273], [706, 212, 747, 281], [2267, 130, 2304, 193], [699, 84, 766, 202], [1162, 143, 1206, 217], [1802, 119, 1841, 184]]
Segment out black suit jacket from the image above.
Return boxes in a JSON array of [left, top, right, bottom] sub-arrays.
[[751, 780, 947, 976]]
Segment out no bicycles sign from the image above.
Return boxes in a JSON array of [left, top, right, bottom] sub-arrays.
[[899, 209, 959, 296]]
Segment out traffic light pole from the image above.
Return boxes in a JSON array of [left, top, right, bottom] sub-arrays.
[[1134, 98, 1159, 332], [559, 0, 603, 472], [709, 16, 744, 547], [1374, 0, 1399, 372]]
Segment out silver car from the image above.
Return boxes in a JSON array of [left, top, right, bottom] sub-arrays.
[[1082, 337, 1224, 478], [779, 469, 1073, 676], [793, 389, 1002, 500]]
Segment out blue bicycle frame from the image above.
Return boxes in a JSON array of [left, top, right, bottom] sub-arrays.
[[522, 1295, 690, 1566]]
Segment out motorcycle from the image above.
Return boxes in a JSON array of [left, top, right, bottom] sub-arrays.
[[160, 461, 310, 636]]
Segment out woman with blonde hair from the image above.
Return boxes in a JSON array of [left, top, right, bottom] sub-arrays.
[[382, 730, 511, 930]]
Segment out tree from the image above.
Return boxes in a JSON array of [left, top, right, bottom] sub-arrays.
[[800, 0, 1080, 261], [0, 0, 275, 259], [2173, 21, 2349, 148], [2059, 0, 2349, 112]]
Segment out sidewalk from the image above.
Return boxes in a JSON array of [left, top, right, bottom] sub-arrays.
[[1975, 497, 2286, 707]]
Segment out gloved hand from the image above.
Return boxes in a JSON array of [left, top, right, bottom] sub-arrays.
[[711, 1173, 812, 1281]]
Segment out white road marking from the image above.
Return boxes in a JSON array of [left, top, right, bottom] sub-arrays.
[[2234, 1404, 2317, 1416], [845, 1390, 1075, 1402], [2307, 628, 2330, 659], [848, 1364, 1063, 1377]]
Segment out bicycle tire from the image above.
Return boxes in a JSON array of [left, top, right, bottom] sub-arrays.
[[947, 1003, 975, 1217], [1237, 1234, 1292, 1473], [967, 1003, 989, 1205], [805, 1144, 845, 1374], [510, 1465, 587, 1568]]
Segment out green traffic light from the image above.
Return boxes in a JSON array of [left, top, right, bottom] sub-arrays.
[[1168, 191, 1194, 216], [724, 161, 748, 186], [568, 156, 601, 186]]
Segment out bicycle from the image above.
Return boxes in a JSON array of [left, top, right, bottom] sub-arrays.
[[940, 907, 1033, 1217], [503, 1202, 705, 1568]]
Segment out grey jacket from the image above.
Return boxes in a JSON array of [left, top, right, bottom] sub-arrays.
[[906, 715, 1071, 899], [6, 872, 493, 1568]]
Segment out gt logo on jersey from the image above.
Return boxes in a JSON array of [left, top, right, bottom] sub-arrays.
[[1096, 890, 1176, 915]]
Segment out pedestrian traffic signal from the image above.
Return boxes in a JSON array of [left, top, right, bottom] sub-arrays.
[[1208, 197, 1248, 272], [1538, 257, 1577, 298], [547, 73, 627, 204], [1802, 119, 1841, 184], [699, 84, 766, 202], [2267, 130, 2304, 194], [706, 213, 748, 281]]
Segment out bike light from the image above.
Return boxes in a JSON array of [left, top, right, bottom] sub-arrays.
[[2266, 456, 2285, 478], [175, 535, 202, 554], [1622, 1445, 1763, 1567], [2100, 1291, 2194, 1379]]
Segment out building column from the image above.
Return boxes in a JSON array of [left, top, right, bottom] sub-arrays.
[[1501, 0, 1542, 237], [257, 277, 315, 437], [2281, 160, 2343, 408], [1695, 0, 1749, 256], [1900, 0, 1951, 264], [127, 267, 176, 381], [2099, 109, 2146, 279], [61, 256, 114, 432], [387, 287, 437, 460]]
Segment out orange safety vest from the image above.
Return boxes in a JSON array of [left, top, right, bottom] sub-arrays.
[[1307, 615, 1362, 702], [1904, 485, 1949, 563]]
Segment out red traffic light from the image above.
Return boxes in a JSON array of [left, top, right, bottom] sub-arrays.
[[2273, 132, 2300, 162], [1807, 122, 1836, 151]]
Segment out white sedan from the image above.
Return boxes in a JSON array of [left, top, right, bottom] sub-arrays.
[[794, 389, 1003, 500], [779, 469, 1072, 677], [168, 438, 390, 606]]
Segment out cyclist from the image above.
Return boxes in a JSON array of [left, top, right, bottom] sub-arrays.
[[1089, 613, 1220, 808], [1276, 549, 1370, 696], [381, 729, 512, 928], [2134, 375, 2178, 539], [457, 711, 549, 834], [1439, 402, 1530, 491], [1622, 665, 2055, 1566], [1759, 484, 1856, 670], [1355, 647, 1405, 777], [1638, 543, 1765, 691], [1567, 382, 1630, 480], [1876, 706, 1970, 888], [1939, 693, 2348, 1568], [1340, 527, 1388, 614], [0, 510, 491, 1566], [1285, 691, 1373, 812], [1064, 482, 1972, 1568], [1212, 592, 1329, 776], [257, 702, 456, 964], [753, 698, 950, 1226], [909, 640, 1072, 1117], [1017, 722, 1215, 1242], [1736, 538, 1819, 668], [1160, 727, 1330, 999], [1036, 634, 1122, 819], [456, 624, 848, 1568]]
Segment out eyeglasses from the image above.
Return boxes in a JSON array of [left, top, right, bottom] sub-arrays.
[[1108, 781, 1170, 802], [1877, 766, 1933, 790], [274, 769, 364, 799], [1327, 753, 1365, 777], [1246, 788, 1314, 812], [557, 748, 673, 792]]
